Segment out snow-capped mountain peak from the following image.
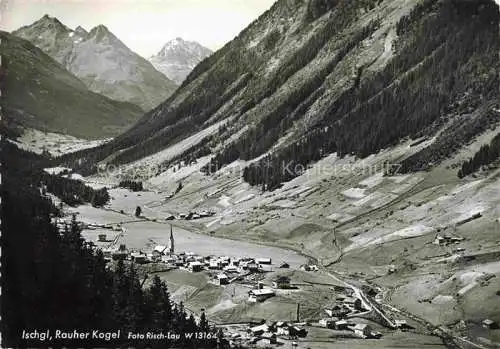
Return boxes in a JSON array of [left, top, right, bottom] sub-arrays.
[[149, 37, 212, 84], [13, 15, 177, 111], [74, 25, 88, 36]]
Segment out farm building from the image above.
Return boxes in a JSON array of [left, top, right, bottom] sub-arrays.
[[319, 318, 335, 329], [111, 250, 128, 261], [279, 261, 290, 268], [394, 320, 414, 330], [209, 260, 221, 269], [335, 320, 349, 330], [130, 252, 147, 264], [215, 273, 229, 285], [277, 326, 289, 336], [352, 324, 372, 338], [482, 319, 498, 329], [223, 265, 238, 273], [275, 321, 288, 329], [343, 296, 363, 310], [288, 326, 307, 338], [248, 289, 275, 302], [247, 262, 260, 272], [257, 257, 272, 265]]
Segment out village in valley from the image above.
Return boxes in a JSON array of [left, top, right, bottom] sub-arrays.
[[52, 200, 445, 349], [43, 132, 500, 349]]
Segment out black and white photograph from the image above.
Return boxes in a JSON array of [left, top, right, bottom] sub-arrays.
[[1, 0, 499, 348]]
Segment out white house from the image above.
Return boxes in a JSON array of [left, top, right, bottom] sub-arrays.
[[257, 257, 272, 265], [319, 318, 335, 329], [188, 261, 203, 272], [352, 324, 372, 338], [209, 260, 221, 269]]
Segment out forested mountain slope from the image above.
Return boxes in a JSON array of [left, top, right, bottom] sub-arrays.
[[61, 0, 498, 189], [0, 31, 143, 139], [149, 37, 213, 84]]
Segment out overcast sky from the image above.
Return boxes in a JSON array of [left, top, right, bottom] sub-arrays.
[[0, 0, 277, 57]]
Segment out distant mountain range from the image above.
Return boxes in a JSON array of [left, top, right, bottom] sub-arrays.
[[0, 31, 143, 139], [149, 37, 212, 84], [13, 15, 178, 111]]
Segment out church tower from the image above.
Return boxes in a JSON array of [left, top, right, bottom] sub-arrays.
[[169, 225, 174, 255]]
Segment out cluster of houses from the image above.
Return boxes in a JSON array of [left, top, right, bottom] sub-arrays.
[[246, 275, 295, 302], [318, 318, 377, 338], [433, 234, 465, 246], [106, 246, 274, 274], [244, 322, 308, 346], [97, 230, 281, 289], [173, 210, 216, 221], [318, 289, 383, 339]]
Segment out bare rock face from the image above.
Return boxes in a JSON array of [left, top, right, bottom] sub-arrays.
[[149, 37, 212, 85], [14, 15, 178, 111]]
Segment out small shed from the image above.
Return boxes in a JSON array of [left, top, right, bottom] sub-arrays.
[[98, 234, 107, 242], [482, 319, 498, 329], [131, 252, 147, 264]]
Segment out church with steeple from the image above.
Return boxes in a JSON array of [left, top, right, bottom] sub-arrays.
[[169, 225, 174, 255]]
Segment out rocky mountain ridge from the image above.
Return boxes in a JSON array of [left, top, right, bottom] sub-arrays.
[[13, 15, 178, 111], [0, 31, 143, 139]]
